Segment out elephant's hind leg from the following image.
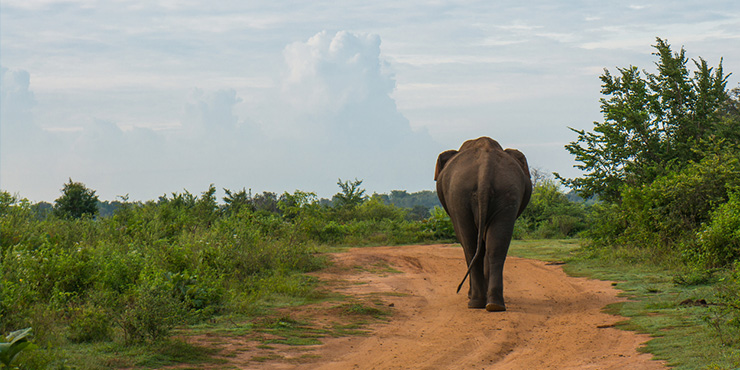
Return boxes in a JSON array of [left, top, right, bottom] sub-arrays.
[[485, 302, 506, 312], [484, 208, 518, 312], [468, 245, 487, 309], [452, 214, 487, 309]]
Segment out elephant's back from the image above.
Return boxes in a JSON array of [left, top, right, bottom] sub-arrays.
[[437, 149, 481, 189], [439, 147, 528, 202]]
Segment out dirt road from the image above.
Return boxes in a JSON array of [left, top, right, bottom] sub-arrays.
[[302, 244, 665, 370], [201, 244, 666, 369]]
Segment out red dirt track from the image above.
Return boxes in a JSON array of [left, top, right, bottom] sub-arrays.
[[197, 244, 667, 369], [302, 244, 665, 370]]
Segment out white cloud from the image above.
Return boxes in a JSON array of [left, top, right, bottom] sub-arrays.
[[0, 67, 35, 129], [1, 31, 442, 201], [273, 31, 441, 192], [282, 31, 391, 114], [2, 0, 95, 10], [2, 1, 740, 200]]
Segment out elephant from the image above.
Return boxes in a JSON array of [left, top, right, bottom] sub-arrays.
[[434, 137, 532, 312]]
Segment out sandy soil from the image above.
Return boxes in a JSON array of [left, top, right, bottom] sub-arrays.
[[193, 244, 667, 369]]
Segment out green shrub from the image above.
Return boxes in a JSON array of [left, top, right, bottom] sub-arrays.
[[0, 182, 449, 360], [314, 220, 348, 243], [68, 305, 111, 343], [353, 197, 406, 222], [586, 153, 740, 264], [118, 281, 184, 343], [518, 179, 588, 239], [706, 261, 740, 346], [53, 179, 99, 219], [0, 327, 34, 368], [423, 206, 454, 241], [696, 191, 740, 267]]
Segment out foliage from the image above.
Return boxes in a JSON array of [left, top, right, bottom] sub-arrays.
[[710, 261, 740, 347], [0, 177, 463, 366], [374, 190, 441, 221], [0, 172, 594, 367], [53, 179, 100, 219], [222, 188, 253, 215], [0, 327, 34, 368], [118, 281, 185, 343], [584, 150, 740, 266], [560, 38, 740, 268], [518, 179, 589, 239], [697, 190, 740, 267], [332, 178, 367, 209], [557, 38, 735, 202], [509, 240, 740, 370], [423, 206, 455, 241], [555, 38, 740, 367]]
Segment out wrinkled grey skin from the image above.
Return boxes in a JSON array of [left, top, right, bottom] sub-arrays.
[[434, 137, 532, 312]]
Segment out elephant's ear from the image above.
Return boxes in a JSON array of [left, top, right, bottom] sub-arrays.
[[505, 148, 530, 178], [435, 150, 458, 181]]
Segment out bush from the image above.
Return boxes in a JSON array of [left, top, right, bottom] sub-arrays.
[[118, 281, 184, 343], [68, 305, 111, 343], [706, 261, 740, 346], [53, 179, 99, 219], [696, 191, 740, 267], [586, 153, 740, 262], [353, 197, 406, 222], [0, 327, 34, 368], [518, 179, 588, 239], [424, 206, 455, 241], [0, 182, 452, 361]]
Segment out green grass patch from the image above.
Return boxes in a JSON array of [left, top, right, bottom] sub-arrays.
[[353, 260, 403, 275], [329, 322, 370, 336], [337, 302, 391, 319], [251, 353, 284, 362], [509, 239, 582, 262], [21, 338, 225, 370], [508, 239, 740, 370]]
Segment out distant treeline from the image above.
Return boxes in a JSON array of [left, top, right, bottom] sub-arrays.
[[30, 189, 443, 221]]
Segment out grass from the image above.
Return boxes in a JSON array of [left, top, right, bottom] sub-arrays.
[[21, 235, 737, 369], [338, 302, 391, 319], [353, 260, 403, 275], [509, 239, 740, 370], [22, 338, 225, 369], [13, 273, 391, 369], [174, 273, 393, 367], [508, 239, 582, 262]]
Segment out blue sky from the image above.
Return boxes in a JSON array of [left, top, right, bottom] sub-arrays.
[[2, 0, 739, 202]]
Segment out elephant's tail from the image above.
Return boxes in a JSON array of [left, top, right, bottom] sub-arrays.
[[456, 169, 492, 294]]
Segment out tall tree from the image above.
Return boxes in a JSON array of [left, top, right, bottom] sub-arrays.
[[557, 38, 731, 202], [53, 179, 99, 219], [333, 178, 367, 209]]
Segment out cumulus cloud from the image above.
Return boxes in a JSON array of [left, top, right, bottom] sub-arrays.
[[0, 67, 36, 137], [282, 31, 392, 114], [272, 31, 440, 192], [1, 31, 441, 201], [182, 88, 242, 134]]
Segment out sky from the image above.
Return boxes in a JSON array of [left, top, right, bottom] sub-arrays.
[[1, 1, 739, 202]]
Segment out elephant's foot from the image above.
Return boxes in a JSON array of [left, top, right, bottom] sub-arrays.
[[485, 302, 506, 312], [468, 298, 486, 309]]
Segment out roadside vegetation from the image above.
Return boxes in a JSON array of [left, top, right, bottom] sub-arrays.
[[0, 178, 455, 368], [0, 175, 590, 368], [554, 38, 740, 369], [3, 37, 740, 369]]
